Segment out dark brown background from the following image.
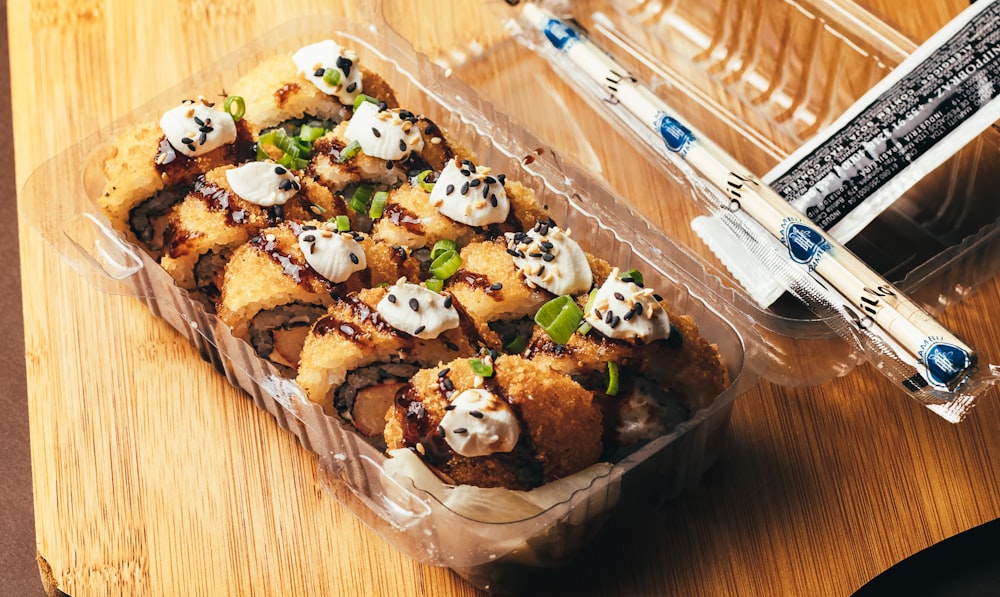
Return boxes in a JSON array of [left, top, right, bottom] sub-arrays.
[[1, 2, 44, 595]]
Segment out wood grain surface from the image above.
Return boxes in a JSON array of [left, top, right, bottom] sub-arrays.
[[12, 1, 1000, 595]]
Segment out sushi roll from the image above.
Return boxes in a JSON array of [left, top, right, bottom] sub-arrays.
[[98, 97, 256, 256], [228, 39, 400, 133], [296, 279, 493, 432], [525, 267, 728, 452], [371, 157, 549, 249], [158, 162, 341, 299], [383, 354, 604, 490], [216, 220, 417, 369]]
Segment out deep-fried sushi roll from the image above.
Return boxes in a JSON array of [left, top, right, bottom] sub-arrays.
[[383, 354, 604, 490], [216, 221, 418, 368], [98, 97, 256, 255], [159, 163, 341, 298], [526, 267, 728, 451], [296, 280, 492, 432], [372, 157, 549, 249], [228, 39, 400, 133]]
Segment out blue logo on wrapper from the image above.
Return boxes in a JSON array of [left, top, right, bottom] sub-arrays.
[[782, 221, 830, 270], [922, 341, 973, 391], [542, 18, 580, 50], [655, 113, 695, 155]]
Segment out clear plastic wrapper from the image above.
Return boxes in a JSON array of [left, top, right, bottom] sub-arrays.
[[19, 4, 763, 591], [504, 0, 1000, 420]]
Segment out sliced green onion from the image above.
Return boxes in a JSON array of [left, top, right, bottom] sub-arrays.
[[368, 190, 388, 219], [299, 124, 326, 142], [424, 278, 444, 293], [430, 239, 458, 261], [502, 333, 528, 354], [577, 288, 598, 335], [468, 358, 494, 378], [620, 268, 644, 287], [337, 139, 361, 163], [534, 295, 583, 345], [416, 169, 435, 192], [322, 67, 341, 87], [606, 361, 620, 396], [353, 93, 378, 111], [349, 184, 374, 213], [429, 249, 462, 280], [224, 95, 245, 122], [334, 214, 351, 232]]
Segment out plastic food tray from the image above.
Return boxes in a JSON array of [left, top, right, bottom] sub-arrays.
[[19, 4, 763, 592]]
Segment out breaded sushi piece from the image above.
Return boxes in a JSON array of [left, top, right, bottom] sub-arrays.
[[98, 98, 256, 255], [383, 354, 604, 490], [159, 164, 341, 297], [372, 157, 549, 249], [525, 268, 728, 451], [295, 281, 492, 428], [307, 103, 468, 200], [228, 39, 399, 133], [216, 221, 417, 368]]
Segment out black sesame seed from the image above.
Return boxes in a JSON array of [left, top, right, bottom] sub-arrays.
[[398, 139, 407, 152], [469, 411, 484, 419], [409, 297, 420, 311], [453, 427, 468, 434], [442, 378, 454, 391], [542, 253, 555, 262], [274, 165, 287, 175], [414, 325, 425, 335], [181, 136, 193, 144], [438, 425, 446, 437], [386, 160, 394, 170], [623, 310, 635, 321], [489, 282, 502, 291], [506, 248, 520, 257], [489, 194, 498, 207], [193, 116, 205, 125], [469, 178, 481, 188], [484, 176, 496, 185], [438, 367, 451, 377], [460, 169, 471, 176], [372, 126, 381, 138], [633, 303, 645, 316], [540, 241, 553, 251], [279, 179, 292, 191], [387, 294, 397, 304], [377, 101, 388, 112], [302, 234, 316, 243], [199, 132, 208, 145], [446, 184, 455, 195], [444, 404, 456, 411], [529, 252, 543, 258], [198, 125, 213, 133], [653, 293, 663, 302], [460, 182, 470, 195], [610, 315, 621, 328], [349, 252, 359, 264], [605, 311, 614, 324], [314, 67, 326, 77], [424, 123, 438, 135], [399, 109, 416, 122], [614, 292, 625, 301], [498, 174, 506, 185], [443, 296, 453, 308], [337, 55, 353, 73]]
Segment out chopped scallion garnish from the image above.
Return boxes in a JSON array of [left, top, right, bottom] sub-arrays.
[[322, 68, 341, 87], [368, 191, 388, 219], [606, 361, 620, 396], [502, 333, 528, 354], [353, 93, 378, 111], [299, 124, 326, 142], [416, 169, 435, 192], [429, 249, 462, 280], [430, 239, 458, 261], [334, 214, 351, 232], [337, 139, 361, 163], [348, 184, 374, 213], [223, 95, 245, 122], [534, 296, 583, 345], [620, 268, 644, 287], [468, 358, 494, 378], [424, 278, 444, 293]]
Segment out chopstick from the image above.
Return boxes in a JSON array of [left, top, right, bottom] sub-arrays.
[[520, 3, 977, 392]]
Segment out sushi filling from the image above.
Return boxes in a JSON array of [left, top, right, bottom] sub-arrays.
[[335, 360, 421, 440], [128, 188, 185, 252], [248, 302, 329, 368]]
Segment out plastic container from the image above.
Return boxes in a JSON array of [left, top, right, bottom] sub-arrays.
[[417, 0, 1000, 411], [19, 5, 764, 592]]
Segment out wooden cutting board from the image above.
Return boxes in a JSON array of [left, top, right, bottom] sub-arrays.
[[12, 1, 1000, 596]]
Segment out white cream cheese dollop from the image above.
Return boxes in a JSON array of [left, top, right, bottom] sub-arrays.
[[584, 268, 670, 342], [430, 158, 510, 226], [507, 221, 592, 296], [159, 99, 238, 158], [343, 101, 424, 161], [376, 279, 459, 339], [225, 162, 301, 207], [439, 388, 520, 457], [292, 40, 363, 105], [297, 226, 367, 283]]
